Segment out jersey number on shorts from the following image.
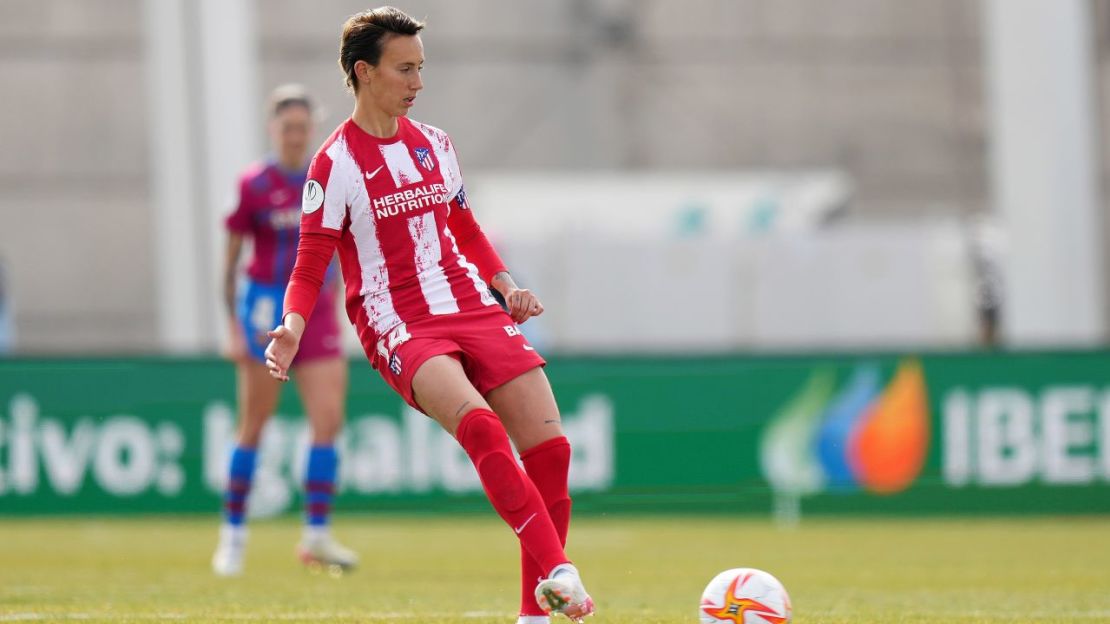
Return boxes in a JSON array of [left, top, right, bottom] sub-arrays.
[[250, 296, 276, 335], [376, 322, 412, 360]]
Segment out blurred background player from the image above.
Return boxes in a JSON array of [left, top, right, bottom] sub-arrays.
[[263, 8, 593, 622], [212, 84, 357, 577]]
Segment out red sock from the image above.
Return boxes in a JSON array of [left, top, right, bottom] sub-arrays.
[[518, 436, 572, 616], [455, 409, 569, 576]]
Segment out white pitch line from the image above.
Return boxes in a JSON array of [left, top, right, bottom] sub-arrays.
[[0, 612, 506, 622], [11, 610, 1110, 622]]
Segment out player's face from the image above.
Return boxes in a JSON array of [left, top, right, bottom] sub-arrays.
[[365, 34, 424, 118], [271, 104, 312, 166]]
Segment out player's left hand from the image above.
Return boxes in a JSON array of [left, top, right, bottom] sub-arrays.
[[504, 288, 544, 324]]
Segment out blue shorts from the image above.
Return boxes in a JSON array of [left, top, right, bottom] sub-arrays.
[[237, 278, 344, 365], [237, 279, 285, 362]]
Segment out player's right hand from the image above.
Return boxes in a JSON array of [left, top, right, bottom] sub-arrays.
[[264, 325, 299, 382]]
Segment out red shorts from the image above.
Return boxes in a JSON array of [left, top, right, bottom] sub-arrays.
[[295, 293, 343, 365], [369, 305, 546, 411]]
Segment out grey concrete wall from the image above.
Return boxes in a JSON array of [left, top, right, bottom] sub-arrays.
[[0, 0, 154, 352], [0, 0, 993, 352], [258, 0, 986, 217]]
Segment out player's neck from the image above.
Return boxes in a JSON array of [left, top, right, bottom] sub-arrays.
[[351, 102, 399, 139]]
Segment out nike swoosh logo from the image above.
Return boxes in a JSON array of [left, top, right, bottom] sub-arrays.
[[514, 512, 537, 534], [365, 165, 384, 181], [523, 345, 535, 351]]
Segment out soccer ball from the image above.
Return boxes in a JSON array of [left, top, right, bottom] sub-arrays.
[[699, 568, 792, 624]]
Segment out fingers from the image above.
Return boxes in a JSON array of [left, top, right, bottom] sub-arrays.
[[263, 331, 290, 382], [506, 289, 543, 323], [516, 300, 543, 323], [265, 360, 288, 381], [265, 353, 289, 382], [506, 291, 524, 322]]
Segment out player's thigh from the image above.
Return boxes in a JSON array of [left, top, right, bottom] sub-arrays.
[[485, 366, 564, 452], [411, 354, 491, 437], [292, 356, 348, 443], [235, 359, 281, 443]]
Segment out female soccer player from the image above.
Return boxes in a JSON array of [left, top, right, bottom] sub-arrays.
[[264, 8, 594, 623], [212, 84, 358, 577]]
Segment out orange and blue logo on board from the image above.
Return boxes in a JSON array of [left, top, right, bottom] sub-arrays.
[[760, 359, 930, 497]]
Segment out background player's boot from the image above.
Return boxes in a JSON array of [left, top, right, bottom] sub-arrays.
[[296, 531, 359, 572], [534, 563, 595, 622], [211, 525, 247, 577], [516, 616, 551, 624]]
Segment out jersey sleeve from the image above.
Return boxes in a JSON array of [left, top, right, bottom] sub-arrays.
[[283, 232, 337, 323], [224, 175, 253, 234], [446, 185, 507, 285], [299, 144, 350, 238], [436, 133, 507, 284]]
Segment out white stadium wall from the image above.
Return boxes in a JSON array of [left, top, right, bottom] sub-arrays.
[[465, 173, 977, 353]]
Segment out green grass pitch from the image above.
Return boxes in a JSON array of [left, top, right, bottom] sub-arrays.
[[1, 515, 1108, 623]]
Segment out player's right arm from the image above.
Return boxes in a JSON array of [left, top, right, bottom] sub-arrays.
[[267, 146, 346, 380], [223, 177, 253, 361]]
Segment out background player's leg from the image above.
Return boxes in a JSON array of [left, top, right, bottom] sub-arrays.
[[227, 360, 281, 521], [411, 355, 568, 577], [486, 368, 573, 619], [212, 359, 281, 576], [290, 356, 357, 570], [235, 360, 282, 446]]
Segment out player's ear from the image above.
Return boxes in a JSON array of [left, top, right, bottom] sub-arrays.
[[354, 60, 374, 87]]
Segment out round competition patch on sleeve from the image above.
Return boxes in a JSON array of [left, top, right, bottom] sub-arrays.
[[302, 179, 324, 214]]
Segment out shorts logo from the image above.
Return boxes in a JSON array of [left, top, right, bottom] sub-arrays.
[[389, 352, 403, 376], [302, 179, 324, 214], [413, 147, 435, 172]]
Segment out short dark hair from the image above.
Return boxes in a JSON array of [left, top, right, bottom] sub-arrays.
[[268, 83, 314, 117], [339, 7, 425, 93]]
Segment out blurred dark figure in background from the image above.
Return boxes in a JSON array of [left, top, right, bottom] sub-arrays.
[[968, 216, 1005, 348]]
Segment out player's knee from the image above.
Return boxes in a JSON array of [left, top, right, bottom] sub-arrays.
[[456, 408, 509, 450], [308, 412, 343, 442]]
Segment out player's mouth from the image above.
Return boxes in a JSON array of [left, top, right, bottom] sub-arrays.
[[403, 96, 416, 107]]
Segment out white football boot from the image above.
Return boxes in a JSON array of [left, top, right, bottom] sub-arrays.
[[534, 563, 595, 622], [296, 529, 359, 574], [211, 524, 247, 577], [516, 616, 551, 624]]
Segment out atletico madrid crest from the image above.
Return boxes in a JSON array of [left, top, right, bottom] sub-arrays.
[[413, 147, 435, 172]]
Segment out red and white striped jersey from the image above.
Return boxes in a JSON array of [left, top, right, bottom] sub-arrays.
[[298, 116, 499, 355]]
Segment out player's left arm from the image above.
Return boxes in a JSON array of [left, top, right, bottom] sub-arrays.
[[446, 190, 542, 324]]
